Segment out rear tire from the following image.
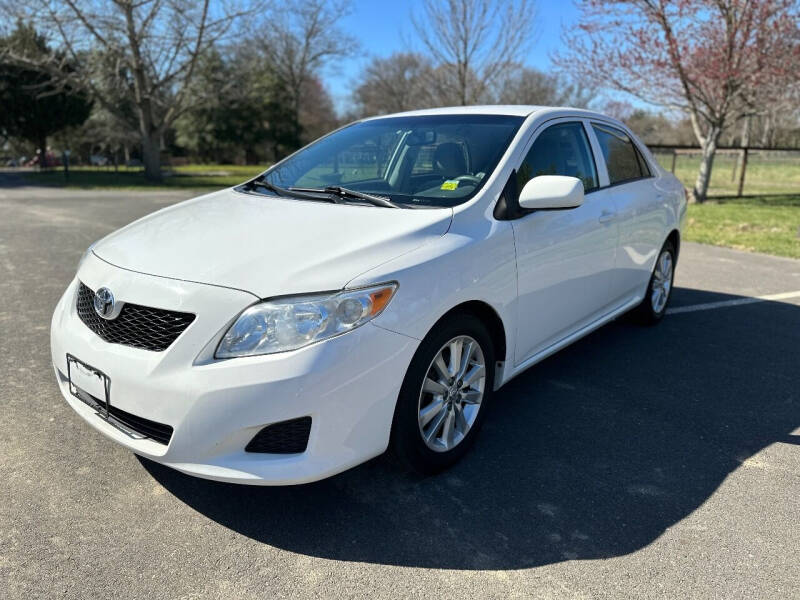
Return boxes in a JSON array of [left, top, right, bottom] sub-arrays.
[[391, 313, 495, 475], [633, 240, 676, 325]]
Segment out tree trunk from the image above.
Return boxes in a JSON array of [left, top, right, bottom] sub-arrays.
[[760, 112, 772, 147], [291, 91, 302, 150], [458, 63, 468, 106], [735, 116, 750, 177], [693, 127, 721, 203], [141, 133, 161, 181]]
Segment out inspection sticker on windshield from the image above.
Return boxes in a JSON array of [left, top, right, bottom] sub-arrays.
[[441, 180, 459, 191]]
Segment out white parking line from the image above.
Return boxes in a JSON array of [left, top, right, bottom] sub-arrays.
[[667, 290, 800, 315]]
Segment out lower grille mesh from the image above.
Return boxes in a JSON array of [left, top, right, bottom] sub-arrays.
[[245, 417, 312, 454], [104, 403, 173, 445], [76, 282, 195, 352], [63, 371, 174, 445]]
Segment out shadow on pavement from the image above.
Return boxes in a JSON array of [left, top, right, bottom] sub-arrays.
[[141, 287, 799, 569]]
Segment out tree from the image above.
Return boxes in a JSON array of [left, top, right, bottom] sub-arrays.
[[352, 53, 437, 117], [175, 46, 294, 164], [497, 67, 595, 108], [297, 75, 339, 144], [750, 86, 800, 147], [66, 49, 142, 165], [2, 0, 261, 180], [0, 23, 91, 167], [411, 0, 538, 106], [602, 103, 696, 145], [257, 0, 355, 147], [556, 0, 800, 202]]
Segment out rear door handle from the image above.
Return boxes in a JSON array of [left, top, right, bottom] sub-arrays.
[[598, 210, 615, 224]]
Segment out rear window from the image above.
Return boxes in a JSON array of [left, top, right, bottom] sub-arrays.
[[592, 123, 648, 185]]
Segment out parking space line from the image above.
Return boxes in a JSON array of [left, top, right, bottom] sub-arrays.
[[667, 290, 800, 315]]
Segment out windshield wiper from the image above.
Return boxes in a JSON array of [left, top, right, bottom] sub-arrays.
[[246, 179, 340, 203], [290, 186, 405, 209], [246, 179, 404, 208]]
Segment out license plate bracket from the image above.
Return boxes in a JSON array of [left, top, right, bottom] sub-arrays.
[[66, 353, 111, 416]]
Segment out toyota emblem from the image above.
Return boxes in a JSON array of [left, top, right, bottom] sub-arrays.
[[93, 287, 116, 319]]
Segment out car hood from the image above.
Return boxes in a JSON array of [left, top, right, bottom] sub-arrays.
[[92, 189, 453, 298]]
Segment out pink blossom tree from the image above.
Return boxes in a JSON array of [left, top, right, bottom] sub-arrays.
[[557, 0, 800, 201]]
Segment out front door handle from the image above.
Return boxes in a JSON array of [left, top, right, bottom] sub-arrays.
[[598, 210, 615, 224]]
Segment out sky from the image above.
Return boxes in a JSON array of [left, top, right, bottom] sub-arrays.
[[325, 0, 582, 114]]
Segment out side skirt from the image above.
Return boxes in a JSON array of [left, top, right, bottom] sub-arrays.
[[497, 295, 643, 389]]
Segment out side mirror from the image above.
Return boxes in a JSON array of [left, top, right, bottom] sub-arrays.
[[518, 175, 584, 210]]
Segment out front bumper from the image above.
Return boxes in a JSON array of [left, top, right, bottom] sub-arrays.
[[50, 255, 418, 485]]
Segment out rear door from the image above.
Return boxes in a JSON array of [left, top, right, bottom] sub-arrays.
[[588, 123, 665, 302], [511, 119, 620, 364]]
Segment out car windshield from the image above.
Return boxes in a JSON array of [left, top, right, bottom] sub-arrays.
[[254, 114, 524, 208]]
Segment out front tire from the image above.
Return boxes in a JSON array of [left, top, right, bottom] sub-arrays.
[[633, 240, 676, 325], [391, 314, 495, 475]]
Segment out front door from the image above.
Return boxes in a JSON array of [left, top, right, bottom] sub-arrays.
[[512, 121, 619, 364]]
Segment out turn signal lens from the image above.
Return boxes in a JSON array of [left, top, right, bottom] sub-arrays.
[[369, 287, 394, 315]]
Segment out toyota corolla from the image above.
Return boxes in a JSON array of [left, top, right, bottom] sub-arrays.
[[51, 106, 687, 484]]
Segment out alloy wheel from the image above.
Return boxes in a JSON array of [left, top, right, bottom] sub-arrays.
[[417, 335, 486, 452], [651, 250, 674, 313]]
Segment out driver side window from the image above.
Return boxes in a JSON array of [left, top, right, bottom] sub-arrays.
[[517, 122, 598, 193]]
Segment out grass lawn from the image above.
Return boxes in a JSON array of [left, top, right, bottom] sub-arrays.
[[652, 151, 800, 197], [652, 152, 800, 259], [21, 164, 265, 190], [684, 196, 800, 259]]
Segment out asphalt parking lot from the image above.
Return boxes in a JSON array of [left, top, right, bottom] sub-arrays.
[[1, 183, 798, 599]]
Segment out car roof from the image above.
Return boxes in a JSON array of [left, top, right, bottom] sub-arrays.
[[362, 105, 609, 121]]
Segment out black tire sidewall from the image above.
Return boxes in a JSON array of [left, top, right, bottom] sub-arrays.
[[642, 241, 676, 322], [391, 313, 495, 474]]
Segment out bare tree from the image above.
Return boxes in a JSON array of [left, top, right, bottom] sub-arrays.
[[1, 0, 260, 180], [411, 0, 538, 106], [297, 75, 339, 143], [753, 86, 800, 147], [352, 53, 437, 117], [257, 0, 355, 146], [497, 67, 595, 108], [556, 0, 800, 202]]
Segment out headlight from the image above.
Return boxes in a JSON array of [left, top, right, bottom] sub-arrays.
[[215, 283, 398, 358]]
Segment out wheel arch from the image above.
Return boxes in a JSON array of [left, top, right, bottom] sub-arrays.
[[666, 229, 680, 262], [430, 300, 508, 374], [388, 298, 508, 459]]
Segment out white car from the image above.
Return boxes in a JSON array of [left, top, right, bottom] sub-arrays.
[[51, 106, 687, 485]]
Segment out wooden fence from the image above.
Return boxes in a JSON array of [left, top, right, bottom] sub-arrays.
[[648, 144, 800, 198]]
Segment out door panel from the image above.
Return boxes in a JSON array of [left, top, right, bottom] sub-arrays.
[[588, 123, 665, 302], [510, 120, 618, 365], [512, 194, 618, 364], [608, 179, 665, 301]]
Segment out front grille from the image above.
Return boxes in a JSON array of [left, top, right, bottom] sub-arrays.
[[76, 282, 195, 352], [245, 417, 312, 454]]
